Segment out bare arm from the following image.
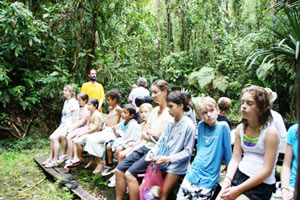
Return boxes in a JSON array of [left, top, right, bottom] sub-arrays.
[[141, 122, 151, 141], [146, 119, 169, 138], [281, 144, 293, 200], [67, 109, 90, 132], [221, 125, 243, 189], [99, 98, 104, 110], [71, 110, 77, 123], [78, 114, 102, 137]]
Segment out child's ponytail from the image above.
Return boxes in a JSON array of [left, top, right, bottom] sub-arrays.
[[166, 91, 190, 112], [124, 104, 138, 121]]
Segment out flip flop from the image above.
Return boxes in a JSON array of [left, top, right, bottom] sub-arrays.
[[66, 161, 81, 168]]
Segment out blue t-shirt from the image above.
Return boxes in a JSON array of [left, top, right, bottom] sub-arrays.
[[286, 124, 298, 187], [184, 121, 232, 189]]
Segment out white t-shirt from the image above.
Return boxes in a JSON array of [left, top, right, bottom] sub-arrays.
[[60, 98, 79, 126], [271, 109, 287, 138], [145, 106, 173, 148], [128, 87, 150, 107]]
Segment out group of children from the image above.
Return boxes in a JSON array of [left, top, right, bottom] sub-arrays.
[[43, 81, 298, 200]]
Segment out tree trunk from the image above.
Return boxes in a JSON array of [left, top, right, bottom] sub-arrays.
[[156, 0, 161, 68], [165, 0, 174, 52], [180, 5, 185, 51]]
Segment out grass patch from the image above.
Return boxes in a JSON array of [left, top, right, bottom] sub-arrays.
[[0, 148, 74, 200], [0, 135, 121, 199]]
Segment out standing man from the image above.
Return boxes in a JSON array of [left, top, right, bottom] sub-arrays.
[[128, 77, 150, 107], [81, 69, 105, 112]]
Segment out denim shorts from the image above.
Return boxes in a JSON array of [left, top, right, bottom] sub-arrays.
[[116, 145, 150, 178]]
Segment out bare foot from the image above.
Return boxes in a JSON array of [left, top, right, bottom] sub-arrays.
[[85, 159, 95, 169], [92, 163, 104, 174]]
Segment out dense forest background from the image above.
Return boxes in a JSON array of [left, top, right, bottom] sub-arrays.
[[0, 0, 299, 138]]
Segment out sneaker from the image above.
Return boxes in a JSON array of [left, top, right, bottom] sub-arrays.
[[65, 159, 72, 165], [58, 154, 69, 164], [108, 174, 116, 188], [101, 165, 115, 177]]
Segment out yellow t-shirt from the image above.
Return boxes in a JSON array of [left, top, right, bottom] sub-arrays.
[[81, 82, 105, 112]]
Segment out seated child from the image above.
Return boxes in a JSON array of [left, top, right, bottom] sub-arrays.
[[217, 86, 278, 200], [43, 84, 79, 168], [177, 96, 232, 200], [65, 98, 103, 168], [145, 91, 196, 200], [118, 103, 153, 162], [280, 124, 298, 200], [217, 97, 232, 129], [104, 105, 141, 166], [103, 104, 142, 187], [84, 89, 122, 174], [64, 92, 90, 164], [183, 92, 197, 125]]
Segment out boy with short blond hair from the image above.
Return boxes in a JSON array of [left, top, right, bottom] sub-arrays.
[[177, 96, 232, 200]]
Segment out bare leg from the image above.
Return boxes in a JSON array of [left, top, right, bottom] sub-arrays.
[[118, 150, 127, 163], [67, 133, 76, 160], [93, 157, 104, 174], [49, 140, 54, 160], [115, 169, 127, 200], [48, 128, 62, 161], [116, 146, 124, 164], [125, 171, 140, 200], [85, 156, 95, 168], [60, 134, 68, 155], [72, 142, 83, 163], [76, 142, 83, 161], [49, 129, 63, 163], [106, 145, 113, 165], [160, 173, 180, 200], [53, 137, 60, 163]]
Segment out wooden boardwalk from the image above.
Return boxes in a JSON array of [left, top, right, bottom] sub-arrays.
[[34, 156, 98, 200]]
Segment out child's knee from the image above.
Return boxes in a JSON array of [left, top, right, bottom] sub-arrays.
[[49, 134, 58, 141], [125, 171, 136, 182], [116, 146, 123, 154], [115, 168, 125, 177], [106, 145, 112, 151]]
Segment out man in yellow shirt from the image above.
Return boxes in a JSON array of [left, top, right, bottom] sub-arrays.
[[81, 69, 105, 112]]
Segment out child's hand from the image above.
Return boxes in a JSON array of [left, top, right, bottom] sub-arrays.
[[112, 125, 117, 132], [145, 152, 155, 162], [156, 156, 171, 165], [128, 142, 134, 147], [282, 188, 293, 200], [220, 186, 240, 200], [221, 177, 231, 189]]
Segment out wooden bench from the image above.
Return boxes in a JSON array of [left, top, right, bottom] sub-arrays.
[[34, 156, 98, 200]]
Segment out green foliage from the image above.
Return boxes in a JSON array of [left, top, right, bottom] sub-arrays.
[[0, 148, 74, 199], [245, 6, 300, 113], [0, 0, 298, 139]]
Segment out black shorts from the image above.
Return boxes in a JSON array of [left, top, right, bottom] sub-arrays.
[[232, 168, 275, 200], [116, 145, 150, 178]]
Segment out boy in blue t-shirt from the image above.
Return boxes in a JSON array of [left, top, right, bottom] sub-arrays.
[[177, 96, 232, 200]]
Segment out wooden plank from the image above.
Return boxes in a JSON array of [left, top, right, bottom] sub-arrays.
[[34, 156, 98, 200]]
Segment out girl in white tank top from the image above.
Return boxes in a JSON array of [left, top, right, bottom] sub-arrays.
[[217, 86, 279, 200]]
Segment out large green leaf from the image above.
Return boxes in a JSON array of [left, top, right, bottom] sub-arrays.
[[213, 75, 228, 93], [188, 67, 215, 88]]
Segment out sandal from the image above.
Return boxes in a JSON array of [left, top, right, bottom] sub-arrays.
[[45, 161, 59, 168], [66, 161, 81, 168], [42, 158, 51, 165]]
